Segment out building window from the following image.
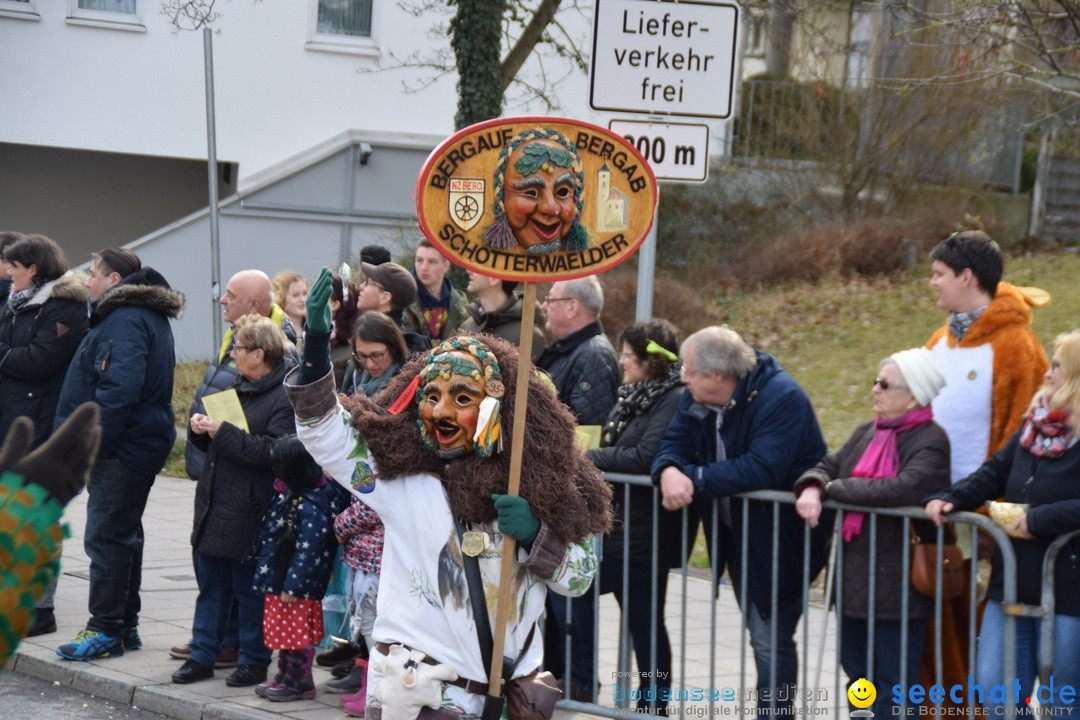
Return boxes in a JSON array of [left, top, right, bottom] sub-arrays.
[[0, 0, 39, 21], [744, 13, 767, 58], [307, 0, 378, 57], [79, 0, 135, 10], [68, 0, 145, 31], [318, 0, 371, 37]]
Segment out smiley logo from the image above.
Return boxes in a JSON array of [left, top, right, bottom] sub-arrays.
[[848, 678, 876, 709]]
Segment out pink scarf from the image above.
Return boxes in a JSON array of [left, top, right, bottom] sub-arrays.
[[842, 406, 934, 541]]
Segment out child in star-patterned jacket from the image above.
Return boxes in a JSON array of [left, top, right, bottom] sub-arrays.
[[330, 496, 384, 715], [252, 437, 350, 702]]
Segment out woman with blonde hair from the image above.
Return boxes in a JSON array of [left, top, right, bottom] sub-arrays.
[[273, 272, 307, 340], [926, 331, 1080, 718]]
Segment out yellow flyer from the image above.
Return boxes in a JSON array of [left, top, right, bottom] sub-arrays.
[[574, 425, 602, 450], [202, 388, 249, 433]]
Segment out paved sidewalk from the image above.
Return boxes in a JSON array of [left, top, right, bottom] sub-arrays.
[[12, 475, 843, 719]]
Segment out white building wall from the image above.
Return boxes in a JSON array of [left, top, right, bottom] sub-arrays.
[[1, 2, 462, 176]]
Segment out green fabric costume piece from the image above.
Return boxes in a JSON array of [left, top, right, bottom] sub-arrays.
[[0, 471, 66, 669]]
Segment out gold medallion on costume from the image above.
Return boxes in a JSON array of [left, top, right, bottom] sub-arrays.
[[462, 530, 491, 557]]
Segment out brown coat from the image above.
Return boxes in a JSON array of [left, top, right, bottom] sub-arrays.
[[796, 420, 950, 619]]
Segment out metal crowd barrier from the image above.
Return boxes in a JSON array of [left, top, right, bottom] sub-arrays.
[[546, 473, 1080, 718]]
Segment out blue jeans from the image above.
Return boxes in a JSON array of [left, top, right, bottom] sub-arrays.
[[743, 598, 802, 718], [84, 460, 155, 636], [600, 559, 672, 708], [191, 553, 270, 668], [840, 615, 927, 718], [978, 599, 1080, 718]]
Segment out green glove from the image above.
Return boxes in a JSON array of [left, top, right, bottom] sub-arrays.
[[492, 493, 540, 546], [305, 267, 334, 336], [0, 403, 101, 506]]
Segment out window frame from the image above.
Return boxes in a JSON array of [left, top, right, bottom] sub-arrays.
[[305, 0, 379, 58], [66, 0, 146, 32], [0, 0, 40, 21]]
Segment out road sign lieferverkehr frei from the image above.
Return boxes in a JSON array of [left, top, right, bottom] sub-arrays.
[[590, 0, 740, 119]]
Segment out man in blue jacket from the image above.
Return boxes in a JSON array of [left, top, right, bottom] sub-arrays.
[[652, 326, 829, 717], [52, 248, 184, 661]]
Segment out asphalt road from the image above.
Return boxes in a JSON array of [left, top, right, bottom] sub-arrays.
[[0, 671, 169, 719]]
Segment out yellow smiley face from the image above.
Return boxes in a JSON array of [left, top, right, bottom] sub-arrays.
[[848, 678, 876, 709]]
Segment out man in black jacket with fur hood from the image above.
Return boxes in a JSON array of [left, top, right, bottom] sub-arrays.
[[53, 247, 184, 662]]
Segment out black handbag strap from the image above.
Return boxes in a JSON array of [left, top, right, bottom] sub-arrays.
[[454, 518, 537, 690]]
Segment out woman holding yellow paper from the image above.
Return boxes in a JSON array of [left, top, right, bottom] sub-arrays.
[[178, 315, 296, 688]]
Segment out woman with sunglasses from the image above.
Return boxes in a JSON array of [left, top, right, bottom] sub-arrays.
[[339, 312, 408, 396], [925, 331, 1080, 718], [794, 348, 949, 718]]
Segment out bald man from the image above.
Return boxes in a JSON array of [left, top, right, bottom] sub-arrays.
[[184, 270, 298, 479]]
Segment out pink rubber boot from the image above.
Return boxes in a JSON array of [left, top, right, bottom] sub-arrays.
[[341, 658, 368, 717]]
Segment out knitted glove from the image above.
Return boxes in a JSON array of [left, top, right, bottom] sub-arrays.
[[0, 403, 101, 506], [305, 267, 333, 336], [492, 493, 540, 546], [299, 267, 334, 384]]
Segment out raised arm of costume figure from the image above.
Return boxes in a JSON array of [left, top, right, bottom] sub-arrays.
[[298, 266, 334, 385]]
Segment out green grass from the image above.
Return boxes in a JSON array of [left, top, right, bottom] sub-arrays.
[[163, 360, 211, 478], [683, 250, 1080, 567], [713, 252, 1080, 449]]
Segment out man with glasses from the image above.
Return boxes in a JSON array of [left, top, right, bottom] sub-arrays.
[[651, 326, 829, 718], [922, 230, 1049, 698], [535, 275, 619, 701], [357, 261, 429, 355]]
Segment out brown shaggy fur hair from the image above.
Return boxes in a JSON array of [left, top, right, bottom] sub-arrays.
[[340, 334, 613, 543]]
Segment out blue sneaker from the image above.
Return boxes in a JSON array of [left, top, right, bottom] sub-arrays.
[[56, 629, 125, 661], [122, 626, 142, 651]]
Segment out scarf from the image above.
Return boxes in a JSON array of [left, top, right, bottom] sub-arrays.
[[600, 366, 682, 447], [948, 306, 986, 341], [358, 363, 401, 396], [5, 286, 36, 314], [842, 405, 935, 541], [1019, 394, 1078, 459], [415, 275, 452, 340]]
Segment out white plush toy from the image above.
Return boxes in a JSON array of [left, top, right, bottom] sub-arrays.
[[373, 644, 460, 720]]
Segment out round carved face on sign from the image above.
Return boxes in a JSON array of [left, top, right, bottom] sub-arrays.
[[417, 116, 658, 282]]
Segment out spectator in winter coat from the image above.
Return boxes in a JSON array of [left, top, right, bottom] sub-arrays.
[[652, 326, 830, 718], [174, 315, 296, 688], [0, 235, 88, 446], [53, 248, 184, 662], [459, 271, 547, 361]]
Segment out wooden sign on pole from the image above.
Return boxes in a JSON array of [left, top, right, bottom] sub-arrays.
[[415, 116, 657, 704]]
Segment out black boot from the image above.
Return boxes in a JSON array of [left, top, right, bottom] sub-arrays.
[[256, 652, 289, 697], [27, 607, 57, 637], [261, 648, 316, 702]]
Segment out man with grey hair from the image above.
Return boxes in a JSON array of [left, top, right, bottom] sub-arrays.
[[537, 276, 619, 425], [652, 326, 829, 717], [535, 275, 619, 700]]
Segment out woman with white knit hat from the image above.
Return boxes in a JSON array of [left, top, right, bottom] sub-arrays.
[[793, 347, 950, 718]]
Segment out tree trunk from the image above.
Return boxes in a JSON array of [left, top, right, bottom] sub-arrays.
[[452, 0, 508, 129], [766, 0, 795, 78]]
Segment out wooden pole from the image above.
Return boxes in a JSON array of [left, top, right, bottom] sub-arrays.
[[486, 280, 537, 696]]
